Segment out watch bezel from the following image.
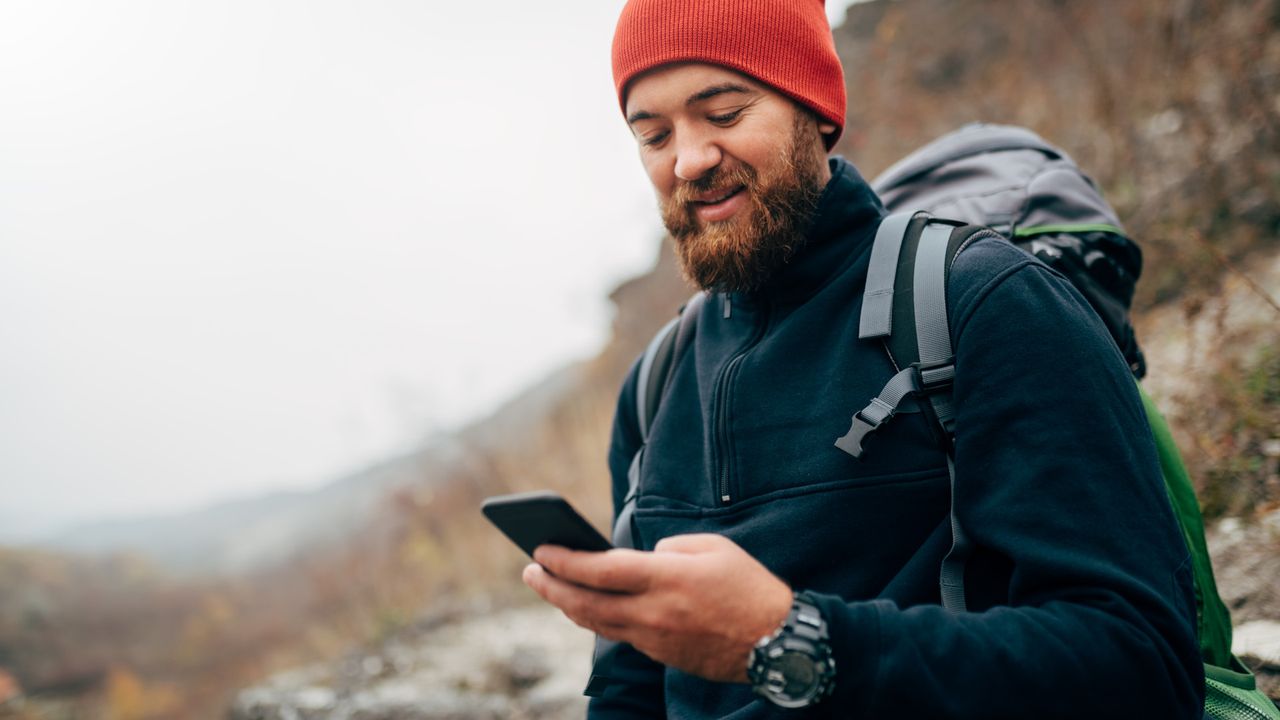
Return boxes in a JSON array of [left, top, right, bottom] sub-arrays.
[[747, 594, 836, 708]]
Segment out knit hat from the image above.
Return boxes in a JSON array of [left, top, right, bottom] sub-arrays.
[[612, 0, 846, 148]]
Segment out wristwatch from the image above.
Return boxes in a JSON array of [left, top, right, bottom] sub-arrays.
[[747, 591, 836, 708]]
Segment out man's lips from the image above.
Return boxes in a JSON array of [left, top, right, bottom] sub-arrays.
[[691, 185, 747, 223]]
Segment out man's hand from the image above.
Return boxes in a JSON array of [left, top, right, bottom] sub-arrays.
[[521, 533, 792, 683]]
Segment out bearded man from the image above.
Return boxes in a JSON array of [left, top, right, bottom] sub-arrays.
[[522, 0, 1204, 717]]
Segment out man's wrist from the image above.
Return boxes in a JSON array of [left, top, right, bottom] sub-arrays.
[[758, 583, 795, 638], [734, 578, 794, 682]]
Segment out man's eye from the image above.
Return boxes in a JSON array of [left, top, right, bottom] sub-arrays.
[[708, 109, 743, 125], [641, 131, 669, 147]]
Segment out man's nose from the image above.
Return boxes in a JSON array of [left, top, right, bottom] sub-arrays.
[[673, 131, 723, 183]]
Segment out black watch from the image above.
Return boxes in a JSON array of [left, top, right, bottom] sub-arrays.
[[747, 591, 836, 708]]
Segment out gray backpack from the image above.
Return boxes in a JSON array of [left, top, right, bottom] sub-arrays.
[[872, 123, 1146, 378]]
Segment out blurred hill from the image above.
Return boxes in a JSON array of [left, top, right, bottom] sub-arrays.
[[1, 0, 1277, 718], [40, 365, 581, 578], [45, 451, 443, 578]]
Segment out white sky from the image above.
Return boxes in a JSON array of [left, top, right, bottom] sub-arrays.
[[0, 0, 864, 540]]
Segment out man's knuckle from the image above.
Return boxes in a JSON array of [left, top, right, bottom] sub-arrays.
[[639, 606, 673, 633]]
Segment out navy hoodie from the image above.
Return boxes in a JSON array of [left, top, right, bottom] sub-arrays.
[[588, 158, 1203, 719]]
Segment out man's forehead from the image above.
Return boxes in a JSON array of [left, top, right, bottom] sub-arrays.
[[624, 63, 767, 117]]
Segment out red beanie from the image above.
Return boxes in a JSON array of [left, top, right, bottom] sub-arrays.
[[612, 0, 846, 148]]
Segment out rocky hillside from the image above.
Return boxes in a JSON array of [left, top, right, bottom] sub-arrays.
[[229, 602, 593, 720]]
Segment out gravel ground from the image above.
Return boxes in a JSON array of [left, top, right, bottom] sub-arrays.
[[230, 603, 593, 720]]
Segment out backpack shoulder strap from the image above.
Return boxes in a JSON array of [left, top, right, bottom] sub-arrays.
[[837, 212, 989, 458], [616, 290, 705, 549], [635, 292, 705, 441], [836, 211, 1000, 612], [634, 316, 680, 442]]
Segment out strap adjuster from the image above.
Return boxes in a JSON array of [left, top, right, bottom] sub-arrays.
[[854, 397, 895, 427], [912, 357, 955, 393]]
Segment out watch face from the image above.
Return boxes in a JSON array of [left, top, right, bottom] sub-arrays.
[[764, 650, 821, 706]]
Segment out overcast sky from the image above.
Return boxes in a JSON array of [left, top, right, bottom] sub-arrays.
[[0, 0, 863, 540]]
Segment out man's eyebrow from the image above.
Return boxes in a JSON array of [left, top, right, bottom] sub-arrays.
[[627, 110, 658, 125], [626, 83, 755, 125], [685, 83, 752, 106]]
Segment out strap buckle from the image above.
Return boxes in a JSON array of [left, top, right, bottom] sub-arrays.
[[855, 397, 895, 428], [835, 392, 903, 460], [835, 360, 954, 460]]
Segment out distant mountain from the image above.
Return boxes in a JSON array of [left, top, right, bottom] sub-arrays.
[[0, 511, 72, 546], [42, 361, 585, 577], [44, 447, 445, 576]]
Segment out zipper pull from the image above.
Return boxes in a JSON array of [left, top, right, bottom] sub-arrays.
[[723, 294, 732, 319]]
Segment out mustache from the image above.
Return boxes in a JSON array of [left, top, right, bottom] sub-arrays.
[[669, 163, 756, 208]]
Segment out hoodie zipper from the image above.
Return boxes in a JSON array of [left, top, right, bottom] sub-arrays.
[[711, 295, 770, 505]]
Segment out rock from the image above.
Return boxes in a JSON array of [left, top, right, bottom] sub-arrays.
[[1208, 509, 1280, 626], [1206, 509, 1280, 704], [1235, 620, 1280, 670], [230, 604, 591, 720], [295, 687, 337, 713], [492, 646, 551, 691]]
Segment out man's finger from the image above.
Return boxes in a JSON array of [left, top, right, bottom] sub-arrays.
[[524, 562, 600, 622], [523, 562, 644, 636], [533, 545, 655, 593]]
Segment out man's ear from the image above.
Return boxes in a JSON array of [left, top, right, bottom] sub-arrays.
[[818, 121, 837, 136]]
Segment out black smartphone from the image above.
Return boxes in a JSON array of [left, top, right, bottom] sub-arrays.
[[481, 490, 613, 557]]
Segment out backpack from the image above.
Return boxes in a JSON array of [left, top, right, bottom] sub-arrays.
[[595, 124, 1278, 718]]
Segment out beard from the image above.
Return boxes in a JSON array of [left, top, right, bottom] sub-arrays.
[[661, 113, 827, 293]]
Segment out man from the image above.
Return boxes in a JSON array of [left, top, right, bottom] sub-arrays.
[[523, 0, 1204, 717]]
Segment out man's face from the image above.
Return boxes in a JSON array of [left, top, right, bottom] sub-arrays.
[[625, 63, 835, 292]]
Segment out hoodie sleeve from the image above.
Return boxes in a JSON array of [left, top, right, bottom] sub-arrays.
[[807, 239, 1203, 719], [586, 358, 668, 718]]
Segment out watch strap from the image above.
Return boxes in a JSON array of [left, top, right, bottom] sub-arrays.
[[786, 592, 829, 644]]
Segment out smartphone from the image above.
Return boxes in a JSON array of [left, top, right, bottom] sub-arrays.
[[481, 490, 613, 557]]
